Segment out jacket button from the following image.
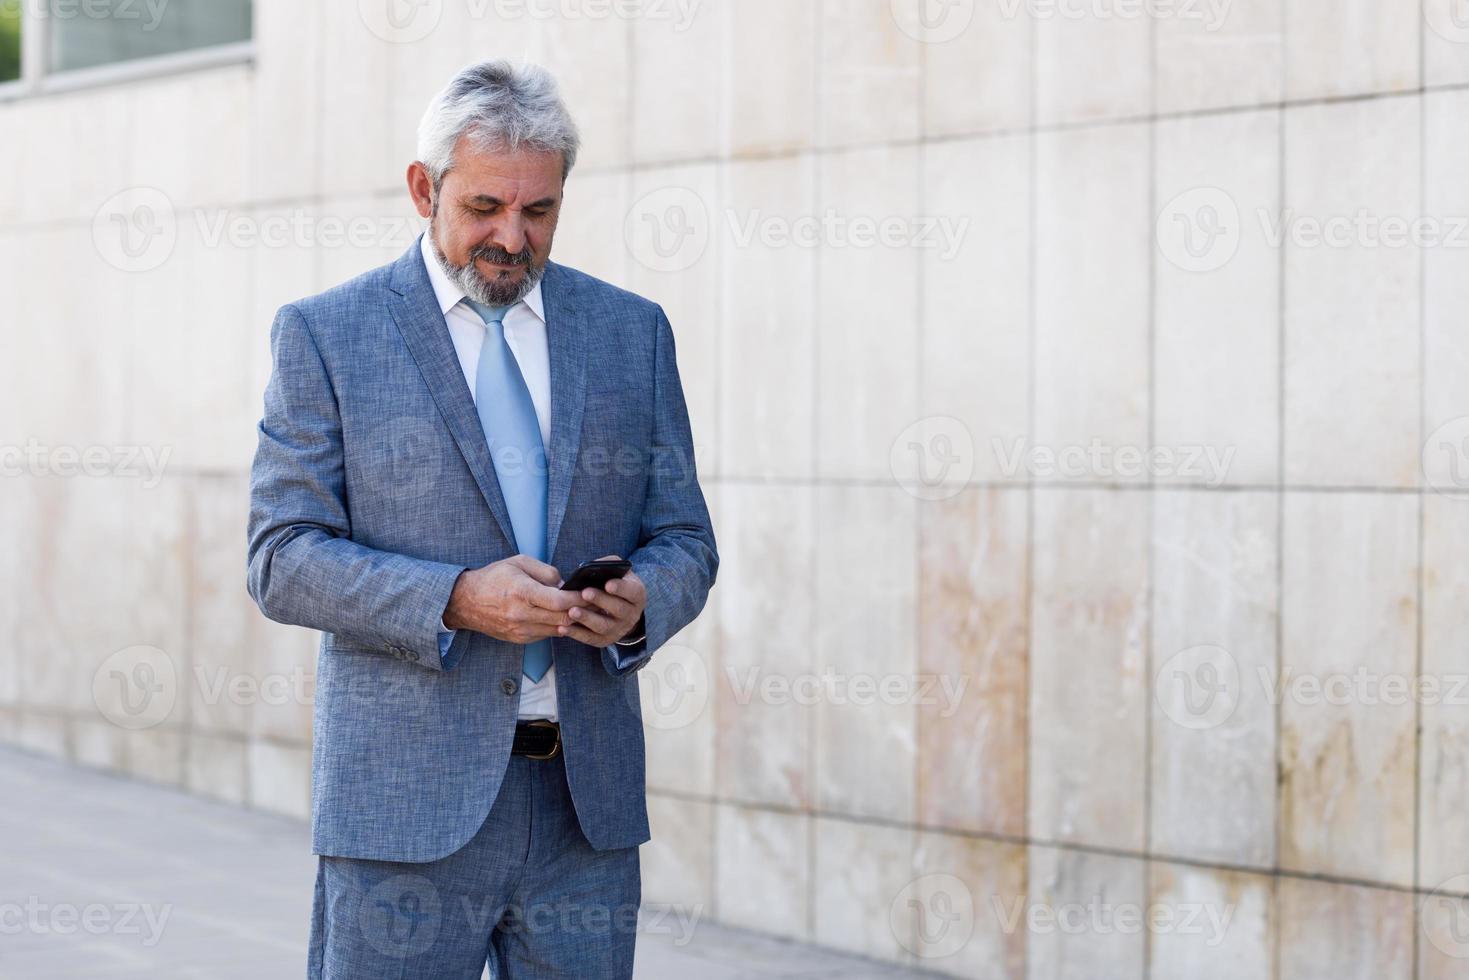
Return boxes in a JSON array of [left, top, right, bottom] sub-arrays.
[[501, 677, 518, 695]]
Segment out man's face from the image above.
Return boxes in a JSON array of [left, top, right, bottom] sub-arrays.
[[409, 135, 564, 306]]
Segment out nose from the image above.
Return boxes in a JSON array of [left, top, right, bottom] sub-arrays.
[[486, 214, 527, 259]]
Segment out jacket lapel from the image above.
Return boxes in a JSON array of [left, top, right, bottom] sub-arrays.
[[540, 261, 588, 564], [387, 237, 517, 550], [387, 240, 588, 564]]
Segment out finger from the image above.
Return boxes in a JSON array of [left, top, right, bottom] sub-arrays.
[[511, 555, 563, 587], [567, 603, 617, 634], [604, 571, 645, 603], [579, 587, 634, 619], [595, 554, 623, 562], [516, 605, 573, 628], [561, 623, 612, 646], [522, 582, 581, 612]]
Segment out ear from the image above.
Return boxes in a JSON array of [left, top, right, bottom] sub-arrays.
[[406, 162, 435, 220]]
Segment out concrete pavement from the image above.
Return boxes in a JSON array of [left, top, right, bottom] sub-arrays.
[[0, 747, 937, 979]]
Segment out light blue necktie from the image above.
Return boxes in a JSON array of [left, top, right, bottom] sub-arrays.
[[465, 299, 553, 683]]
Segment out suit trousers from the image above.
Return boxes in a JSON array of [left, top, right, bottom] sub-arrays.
[[307, 750, 641, 979]]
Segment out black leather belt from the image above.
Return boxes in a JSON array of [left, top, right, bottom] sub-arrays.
[[511, 719, 561, 760]]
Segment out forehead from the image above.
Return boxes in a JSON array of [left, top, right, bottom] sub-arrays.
[[445, 135, 563, 200]]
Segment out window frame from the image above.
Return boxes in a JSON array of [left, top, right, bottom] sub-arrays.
[[0, 0, 254, 102]]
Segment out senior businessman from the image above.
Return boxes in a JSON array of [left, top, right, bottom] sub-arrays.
[[246, 60, 717, 979]]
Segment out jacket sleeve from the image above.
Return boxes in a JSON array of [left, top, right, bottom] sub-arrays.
[[246, 303, 472, 670], [600, 304, 719, 677]]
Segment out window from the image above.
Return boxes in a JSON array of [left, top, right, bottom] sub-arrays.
[[1, 0, 253, 96], [0, 4, 19, 84], [50, 0, 252, 74]]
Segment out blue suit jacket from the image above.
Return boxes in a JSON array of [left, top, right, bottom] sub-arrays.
[[246, 235, 718, 861]]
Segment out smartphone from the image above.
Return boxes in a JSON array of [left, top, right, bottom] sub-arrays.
[[560, 558, 631, 592]]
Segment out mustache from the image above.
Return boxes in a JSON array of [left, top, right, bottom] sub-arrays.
[[469, 243, 533, 267]]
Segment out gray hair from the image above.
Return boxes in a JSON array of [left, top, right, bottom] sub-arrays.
[[416, 60, 581, 188]]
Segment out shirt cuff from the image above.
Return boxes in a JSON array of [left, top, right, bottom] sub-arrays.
[[604, 640, 646, 671], [614, 613, 647, 648]]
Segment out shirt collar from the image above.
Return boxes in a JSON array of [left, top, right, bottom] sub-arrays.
[[420, 232, 545, 322]]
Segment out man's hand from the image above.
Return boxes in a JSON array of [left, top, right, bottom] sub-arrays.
[[559, 554, 647, 648], [442, 555, 580, 644]]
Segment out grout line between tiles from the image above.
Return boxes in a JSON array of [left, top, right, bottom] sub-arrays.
[[1142, 11, 1158, 977], [1411, 36, 1429, 980], [646, 784, 1466, 898], [1021, 10, 1039, 977], [908, 13, 928, 972], [14, 79, 1469, 239], [805, 2, 822, 949], [1272, 12, 1288, 976]]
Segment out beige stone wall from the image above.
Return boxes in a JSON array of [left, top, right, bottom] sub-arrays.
[[3, 1, 1469, 976]]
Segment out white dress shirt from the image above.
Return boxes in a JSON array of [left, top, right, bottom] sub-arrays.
[[421, 234, 559, 721]]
